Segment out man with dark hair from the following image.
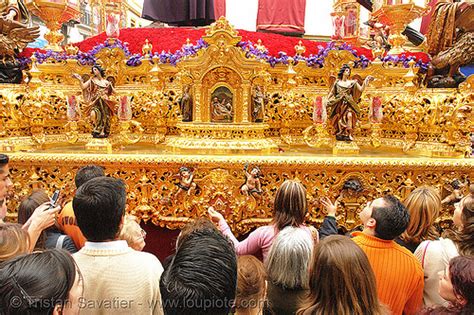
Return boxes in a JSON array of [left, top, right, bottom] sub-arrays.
[[73, 176, 164, 314], [352, 195, 423, 315], [57, 165, 105, 249], [74, 165, 105, 189], [160, 228, 237, 315]]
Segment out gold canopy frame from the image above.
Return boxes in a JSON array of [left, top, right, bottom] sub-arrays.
[[1, 18, 473, 234]]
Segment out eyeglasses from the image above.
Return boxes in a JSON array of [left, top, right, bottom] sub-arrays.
[[140, 229, 147, 238]]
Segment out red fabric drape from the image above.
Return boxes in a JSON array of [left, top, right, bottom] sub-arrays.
[[420, 0, 438, 35], [214, 0, 226, 19], [256, 0, 306, 35]]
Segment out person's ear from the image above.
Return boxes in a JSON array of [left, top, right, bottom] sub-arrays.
[[456, 295, 467, 307], [118, 215, 125, 232], [366, 217, 376, 229], [52, 304, 62, 315]]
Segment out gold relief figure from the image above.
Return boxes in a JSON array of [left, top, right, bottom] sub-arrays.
[[326, 64, 373, 141], [212, 97, 232, 121], [179, 85, 193, 122], [175, 166, 198, 199], [252, 86, 266, 122], [240, 163, 262, 197], [211, 86, 233, 122], [73, 65, 117, 138], [442, 179, 466, 205]]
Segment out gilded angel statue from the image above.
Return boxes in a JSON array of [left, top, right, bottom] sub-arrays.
[[326, 64, 374, 141]]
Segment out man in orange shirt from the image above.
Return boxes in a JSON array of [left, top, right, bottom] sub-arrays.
[[57, 165, 104, 249], [352, 195, 424, 315]]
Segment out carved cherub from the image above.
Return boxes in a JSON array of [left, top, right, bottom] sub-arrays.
[[442, 179, 466, 205], [240, 163, 262, 197], [174, 166, 198, 199]]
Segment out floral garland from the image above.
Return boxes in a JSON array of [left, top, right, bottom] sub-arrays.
[[238, 40, 429, 72], [23, 38, 208, 68], [20, 36, 429, 73]]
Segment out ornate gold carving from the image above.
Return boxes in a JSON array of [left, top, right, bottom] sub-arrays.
[[85, 138, 112, 153], [205, 16, 240, 39], [333, 140, 360, 155], [0, 19, 471, 157], [1, 18, 473, 233], [303, 124, 333, 148], [5, 153, 473, 234]]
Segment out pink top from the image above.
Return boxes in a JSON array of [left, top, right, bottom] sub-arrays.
[[218, 219, 316, 261]]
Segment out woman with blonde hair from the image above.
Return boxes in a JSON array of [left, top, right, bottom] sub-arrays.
[[0, 223, 30, 263], [297, 235, 387, 315], [209, 180, 337, 261], [415, 184, 474, 307], [235, 255, 266, 315], [397, 186, 442, 252]]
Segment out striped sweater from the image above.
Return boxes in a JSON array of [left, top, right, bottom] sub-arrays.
[[352, 232, 424, 315]]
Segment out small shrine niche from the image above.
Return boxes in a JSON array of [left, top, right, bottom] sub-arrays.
[[166, 18, 277, 152], [201, 66, 242, 123]]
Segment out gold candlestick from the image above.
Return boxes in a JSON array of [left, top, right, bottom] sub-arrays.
[[372, 2, 430, 55], [25, 0, 81, 51]]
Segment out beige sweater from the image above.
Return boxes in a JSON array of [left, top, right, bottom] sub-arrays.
[[73, 241, 164, 315]]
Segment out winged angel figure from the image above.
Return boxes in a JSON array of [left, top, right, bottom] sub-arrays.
[[0, 0, 40, 83], [326, 64, 373, 141]]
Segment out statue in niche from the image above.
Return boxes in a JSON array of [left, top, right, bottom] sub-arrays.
[[72, 65, 116, 138], [0, 0, 40, 83], [240, 163, 262, 197], [174, 166, 199, 199], [211, 86, 233, 122], [179, 85, 193, 122], [326, 64, 373, 141], [251, 86, 266, 122]]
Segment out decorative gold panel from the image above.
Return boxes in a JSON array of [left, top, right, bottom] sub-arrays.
[[6, 153, 473, 235]]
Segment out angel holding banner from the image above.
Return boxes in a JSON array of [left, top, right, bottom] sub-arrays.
[[326, 64, 373, 141]]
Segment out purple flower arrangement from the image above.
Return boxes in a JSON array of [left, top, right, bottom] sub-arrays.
[[154, 38, 209, 65], [27, 38, 208, 68], [236, 39, 429, 72], [23, 36, 429, 73], [381, 54, 429, 73]]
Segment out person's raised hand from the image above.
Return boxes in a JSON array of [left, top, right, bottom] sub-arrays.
[[320, 197, 338, 218], [23, 202, 61, 232], [208, 206, 224, 223]]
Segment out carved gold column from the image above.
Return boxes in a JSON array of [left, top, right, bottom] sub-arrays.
[[194, 83, 203, 123], [241, 82, 250, 123]]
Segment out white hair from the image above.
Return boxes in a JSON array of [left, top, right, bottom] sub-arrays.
[[265, 226, 313, 289]]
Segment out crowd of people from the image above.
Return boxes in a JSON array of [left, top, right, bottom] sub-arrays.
[[0, 152, 473, 315]]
